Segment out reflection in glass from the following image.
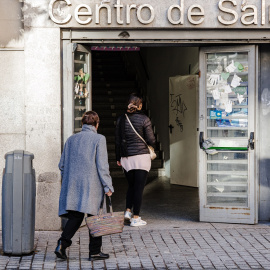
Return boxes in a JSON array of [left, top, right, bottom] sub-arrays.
[[73, 50, 90, 133], [206, 151, 248, 207], [206, 51, 249, 207]]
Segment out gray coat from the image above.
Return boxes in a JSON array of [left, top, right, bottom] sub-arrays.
[[58, 124, 114, 216]]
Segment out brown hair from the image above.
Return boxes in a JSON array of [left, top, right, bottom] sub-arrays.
[[82, 111, 100, 126], [127, 93, 143, 113]]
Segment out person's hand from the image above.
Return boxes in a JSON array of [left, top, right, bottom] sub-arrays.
[[117, 161, 121, 166], [106, 190, 112, 197]]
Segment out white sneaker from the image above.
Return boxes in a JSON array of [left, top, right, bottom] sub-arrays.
[[124, 211, 132, 222], [130, 217, 147, 227]]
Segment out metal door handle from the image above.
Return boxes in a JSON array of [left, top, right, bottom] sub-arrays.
[[168, 124, 174, 134], [248, 132, 255, 150], [199, 132, 204, 149]]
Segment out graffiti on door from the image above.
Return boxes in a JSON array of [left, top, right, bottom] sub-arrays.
[[170, 93, 187, 132]]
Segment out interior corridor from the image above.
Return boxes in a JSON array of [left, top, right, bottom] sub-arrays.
[[111, 177, 200, 230]]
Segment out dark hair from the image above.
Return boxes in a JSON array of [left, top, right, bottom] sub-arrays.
[[127, 93, 143, 113], [82, 111, 100, 126]]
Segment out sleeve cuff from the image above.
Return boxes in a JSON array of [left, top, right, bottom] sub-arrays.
[[104, 186, 114, 193]]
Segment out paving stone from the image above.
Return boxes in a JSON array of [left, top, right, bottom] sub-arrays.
[[2, 226, 270, 269]]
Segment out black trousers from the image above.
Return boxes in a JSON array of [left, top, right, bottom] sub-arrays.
[[124, 169, 148, 215], [59, 211, 102, 255]]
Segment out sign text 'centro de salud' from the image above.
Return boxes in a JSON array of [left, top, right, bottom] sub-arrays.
[[49, 0, 270, 28]]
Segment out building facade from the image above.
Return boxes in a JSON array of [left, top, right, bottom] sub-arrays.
[[1, 0, 270, 229]]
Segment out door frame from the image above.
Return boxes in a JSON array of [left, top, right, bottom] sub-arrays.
[[61, 31, 260, 223]]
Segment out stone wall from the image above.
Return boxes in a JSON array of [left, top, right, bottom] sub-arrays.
[[0, 0, 62, 230], [24, 28, 62, 230]]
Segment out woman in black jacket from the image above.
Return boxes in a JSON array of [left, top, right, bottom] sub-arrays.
[[115, 93, 156, 226]]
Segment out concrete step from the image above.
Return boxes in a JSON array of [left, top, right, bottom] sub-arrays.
[[105, 135, 115, 143], [99, 119, 116, 126], [93, 59, 123, 65], [92, 52, 122, 59], [99, 127, 117, 134], [94, 110, 123, 118], [93, 103, 126, 110], [92, 51, 164, 175], [92, 96, 128, 103], [92, 67, 127, 74], [93, 63, 124, 69], [93, 81, 137, 88], [92, 88, 135, 95], [93, 76, 135, 82]]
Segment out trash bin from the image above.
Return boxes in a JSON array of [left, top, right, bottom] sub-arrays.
[[2, 150, 36, 255]]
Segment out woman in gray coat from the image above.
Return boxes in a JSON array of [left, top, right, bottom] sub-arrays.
[[55, 111, 114, 261]]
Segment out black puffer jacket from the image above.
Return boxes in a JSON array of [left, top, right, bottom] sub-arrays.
[[115, 111, 156, 162]]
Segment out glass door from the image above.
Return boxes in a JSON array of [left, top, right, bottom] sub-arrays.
[[63, 43, 92, 143], [73, 45, 92, 133], [199, 46, 257, 224]]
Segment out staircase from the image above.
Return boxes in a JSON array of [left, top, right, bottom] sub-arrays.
[[92, 51, 165, 179]]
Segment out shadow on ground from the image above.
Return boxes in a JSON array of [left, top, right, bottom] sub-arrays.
[[111, 177, 200, 230]]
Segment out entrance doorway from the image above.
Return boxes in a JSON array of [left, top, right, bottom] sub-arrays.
[[62, 42, 258, 225]]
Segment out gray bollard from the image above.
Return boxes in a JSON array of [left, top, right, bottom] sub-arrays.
[[2, 150, 36, 255]]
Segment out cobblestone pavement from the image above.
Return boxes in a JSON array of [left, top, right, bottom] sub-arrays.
[[2, 178, 270, 269], [1, 225, 270, 270]]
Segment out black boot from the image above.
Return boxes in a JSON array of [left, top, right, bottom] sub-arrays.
[[89, 252, 109, 261], [55, 240, 68, 260]]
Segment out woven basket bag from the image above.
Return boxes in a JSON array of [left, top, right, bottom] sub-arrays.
[[85, 197, 124, 237]]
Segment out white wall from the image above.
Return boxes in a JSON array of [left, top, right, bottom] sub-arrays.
[[145, 47, 199, 177]]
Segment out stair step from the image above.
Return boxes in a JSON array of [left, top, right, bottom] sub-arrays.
[[93, 104, 126, 110], [93, 60, 123, 65], [93, 52, 122, 58], [92, 68, 127, 74], [98, 127, 116, 134], [94, 111, 123, 118], [93, 102, 126, 108], [93, 81, 137, 87], [99, 119, 116, 126], [92, 96, 128, 103], [92, 88, 135, 95], [105, 136, 115, 143], [92, 73, 134, 78], [93, 63, 124, 68], [92, 51, 164, 174], [93, 76, 135, 82]]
